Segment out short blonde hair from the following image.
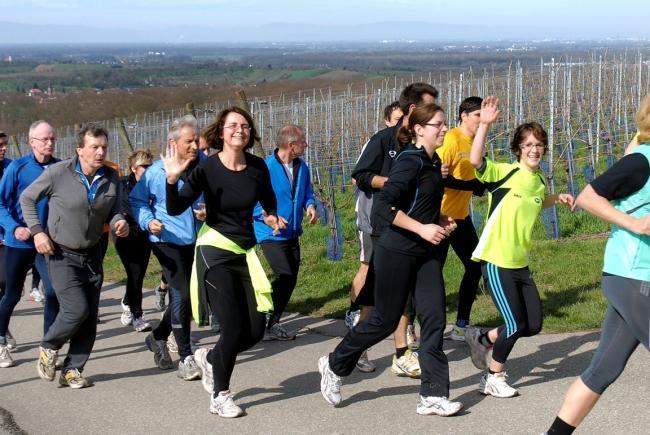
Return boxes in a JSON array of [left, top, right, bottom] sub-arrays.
[[128, 149, 153, 170], [636, 93, 650, 143]]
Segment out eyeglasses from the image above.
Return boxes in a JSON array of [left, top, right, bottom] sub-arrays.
[[520, 143, 545, 150], [224, 124, 251, 131], [31, 136, 56, 143], [423, 122, 446, 129]]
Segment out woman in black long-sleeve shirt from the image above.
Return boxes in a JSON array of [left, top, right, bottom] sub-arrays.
[[318, 103, 464, 416], [163, 107, 284, 418]]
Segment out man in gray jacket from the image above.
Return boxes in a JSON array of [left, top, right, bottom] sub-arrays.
[[20, 123, 129, 389]]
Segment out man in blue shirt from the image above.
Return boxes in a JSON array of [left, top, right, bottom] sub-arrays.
[[254, 125, 317, 341], [130, 115, 203, 381], [0, 121, 58, 368]]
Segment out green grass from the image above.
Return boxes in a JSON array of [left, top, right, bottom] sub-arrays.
[[102, 189, 610, 333]]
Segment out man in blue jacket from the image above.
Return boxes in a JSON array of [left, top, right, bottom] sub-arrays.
[[0, 121, 58, 368], [130, 115, 203, 380], [254, 124, 317, 341]]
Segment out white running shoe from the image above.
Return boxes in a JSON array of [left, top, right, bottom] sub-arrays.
[[344, 309, 360, 329], [407, 324, 420, 349], [5, 330, 16, 350], [318, 355, 342, 406], [479, 372, 518, 398], [120, 298, 133, 326], [391, 349, 421, 378], [465, 327, 490, 370], [29, 287, 44, 303], [355, 350, 376, 373], [209, 391, 244, 418], [194, 347, 214, 394], [132, 317, 151, 332], [0, 344, 15, 368], [167, 333, 178, 353], [416, 395, 463, 416], [263, 323, 296, 341], [178, 355, 202, 381]]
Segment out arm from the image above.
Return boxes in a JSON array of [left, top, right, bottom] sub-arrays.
[[302, 166, 318, 224], [258, 162, 286, 234], [543, 193, 575, 209], [576, 185, 649, 235], [107, 173, 128, 237], [470, 96, 500, 169], [19, 168, 55, 254], [162, 144, 203, 216], [129, 170, 158, 232], [351, 133, 388, 192], [0, 163, 26, 239]]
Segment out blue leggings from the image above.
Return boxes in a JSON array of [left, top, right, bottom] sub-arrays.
[[0, 246, 58, 338]]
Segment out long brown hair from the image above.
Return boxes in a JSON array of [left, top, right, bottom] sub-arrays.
[[396, 103, 445, 145]]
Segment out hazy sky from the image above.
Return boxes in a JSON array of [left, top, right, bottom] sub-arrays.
[[2, 0, 650, 40]]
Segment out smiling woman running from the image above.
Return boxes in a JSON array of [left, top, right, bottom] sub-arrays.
[[464, 96, 575, 398]]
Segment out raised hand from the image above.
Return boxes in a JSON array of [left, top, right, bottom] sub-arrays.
[[161, 142, 192, 184], [480, 96, 500, 125]]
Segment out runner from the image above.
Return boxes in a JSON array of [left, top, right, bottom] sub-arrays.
[[164, 106, 283, 417], [465, 96, 574, 398], [545, 95, 650, 435], [318, 103, 464, 416]]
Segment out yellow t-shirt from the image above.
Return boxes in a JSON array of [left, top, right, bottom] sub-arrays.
[[436, 127, 476, 219]]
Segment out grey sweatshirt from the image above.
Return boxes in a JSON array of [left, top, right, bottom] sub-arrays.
[[20, 157, 125, 250]]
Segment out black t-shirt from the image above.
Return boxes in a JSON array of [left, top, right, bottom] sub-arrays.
[[590, 152, 650, 201], [166, 152, 277, 250]]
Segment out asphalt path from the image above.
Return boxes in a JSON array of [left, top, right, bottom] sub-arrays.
[[1, 282, 647, 434]]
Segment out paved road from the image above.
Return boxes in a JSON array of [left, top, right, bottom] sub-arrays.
[[1, 282, 647, 434]]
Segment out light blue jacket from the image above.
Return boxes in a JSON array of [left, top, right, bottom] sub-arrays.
[[253, 150, 316, 242], [129, 159, 202, 246]]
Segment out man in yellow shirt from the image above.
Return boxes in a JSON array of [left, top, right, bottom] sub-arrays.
[[436, 96, 484, 341]]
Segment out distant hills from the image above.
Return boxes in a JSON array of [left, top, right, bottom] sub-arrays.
[[0, 20, 645, 44]]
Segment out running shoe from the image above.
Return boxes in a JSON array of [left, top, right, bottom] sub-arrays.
[[209, 391, 244, 418], [59, 369, 93, 389], [479, 372, 518, 398], [416, 395, 463, 416], [263, 323, 296, 341], [5, 330, 16, 350], [450, 324, 469, 342], [318, 355, 342, 406], [355, 350, 376, 373], [407, 324, 420, 349], [154, 286, 167, 312], [178, 355, 202, 381], [465, 327, 490, 370], [391, 349, 421, 378], [344, 309, 360, 329], [194, 347, 214, 394], [37, 346, 58, 381], [0, 344, 14, 368], [132, 316, 151, 332], [29, 287, 44, 303], [167, 332, 178, 353], [145, 332, 173, 370]]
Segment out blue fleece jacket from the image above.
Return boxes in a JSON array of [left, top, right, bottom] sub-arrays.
[[0, 153, 59, 248], [253, 151, 316, 242], [129, 159, 202, 246], [0, 158, 13, 242]]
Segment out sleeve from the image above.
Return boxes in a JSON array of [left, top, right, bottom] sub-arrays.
[[302, 164, 316, 209], [351, 134, 385, 193], [374, 156, 418, 225], [257, 163, 277, 217], [474, 159, 512, 183], [0, 163, 21, 237], [129, 170, 156, 231], [166, 164, 204, 216], [18, 168, 54, 235], [107, 174, 126, 227], [590, 153, 650, 201]]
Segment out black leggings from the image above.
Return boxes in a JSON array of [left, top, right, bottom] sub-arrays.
[[330, 244, 450, 397], [202, 247, 266, 393], [440, 216, 481, 323], [261, 239, 300, 327], [114, 232, 151, 318], [581, 274, 649, 394], [481, 262, 543, 364], [151, 243, 194, 360]]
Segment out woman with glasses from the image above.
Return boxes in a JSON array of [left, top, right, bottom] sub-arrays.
[[114, 149, 154, 332], [318, 103, 464, 416], [162, 106, 284, 418], [464, 96, 574, 398]]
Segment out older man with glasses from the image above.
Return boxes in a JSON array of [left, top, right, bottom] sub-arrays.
[[0, 121, 59, 369]]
